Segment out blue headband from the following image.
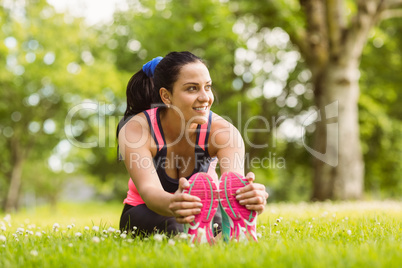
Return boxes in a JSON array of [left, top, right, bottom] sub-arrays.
[[142, 56, 163, 77]]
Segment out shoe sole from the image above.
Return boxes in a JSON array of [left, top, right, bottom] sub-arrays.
[[183, 173, 219, 244], [219, 172, 258, 242]]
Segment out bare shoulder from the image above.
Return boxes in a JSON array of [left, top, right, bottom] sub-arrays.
[[210, 113, 231, 129], [119, 113, 148, 139], [118, 113, 153, 154], [210, 112, 241, 135], [208, 112, 244, 157]]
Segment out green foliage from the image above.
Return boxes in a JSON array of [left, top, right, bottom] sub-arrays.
[[107, 0, 238, 95], [359, 19, 402, 197], [0, 0, 124, 209], [0, 0, 72, 206], [20, 160, 66, 206]]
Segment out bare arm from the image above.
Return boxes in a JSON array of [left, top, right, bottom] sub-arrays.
[[119, 114, 202, 219], [209, 114, 269, 214]]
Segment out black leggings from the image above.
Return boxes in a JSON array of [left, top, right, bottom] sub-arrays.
[[119, 203, 222, 237]]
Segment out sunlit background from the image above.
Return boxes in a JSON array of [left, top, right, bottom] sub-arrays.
[[1, 0, 401, 213], [47, 0, 125, 25]]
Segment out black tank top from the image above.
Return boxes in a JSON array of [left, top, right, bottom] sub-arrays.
[[118, 107, 216, 193]]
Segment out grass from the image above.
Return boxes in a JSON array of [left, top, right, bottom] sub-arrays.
[[0, 201, 401, 268]]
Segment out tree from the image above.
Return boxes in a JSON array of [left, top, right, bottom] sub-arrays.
[[0, 0, 123, 211], [0, 0, 69, 211], [233, 0, 402, 200]]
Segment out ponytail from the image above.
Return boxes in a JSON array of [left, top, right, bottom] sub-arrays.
[[116, 57, 163, 152], [124, 56, 163, 119], [124, 69, 154, 119]]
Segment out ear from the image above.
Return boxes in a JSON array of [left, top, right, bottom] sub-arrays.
[[159, 87, 172, 105]]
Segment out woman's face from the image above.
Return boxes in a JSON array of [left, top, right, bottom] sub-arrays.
[[168, 62, 214, 125]]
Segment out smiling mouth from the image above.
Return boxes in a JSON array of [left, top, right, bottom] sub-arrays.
[[193, 106, 208, 111]]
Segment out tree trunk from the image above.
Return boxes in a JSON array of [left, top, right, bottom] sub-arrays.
[[311, 61, 364, 200], [4, 139, 25, 212]]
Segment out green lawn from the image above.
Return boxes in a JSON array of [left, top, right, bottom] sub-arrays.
[[1, 201, 401, 267]]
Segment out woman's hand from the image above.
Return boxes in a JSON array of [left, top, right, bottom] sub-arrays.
[[236, 172, 269, 215], [169, 178, 203, 224]]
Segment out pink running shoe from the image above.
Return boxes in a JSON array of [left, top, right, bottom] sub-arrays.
[[219, 172, 258, 242], [183, 173, 219, 244]]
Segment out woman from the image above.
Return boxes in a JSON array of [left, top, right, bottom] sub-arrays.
[[117, 51, 268, 243]]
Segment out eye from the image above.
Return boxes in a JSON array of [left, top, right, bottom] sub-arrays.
[[187, 86, 197, 91], [205, 85, 212, 90]]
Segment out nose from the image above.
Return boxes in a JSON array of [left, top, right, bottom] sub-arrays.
[[198, 88, 210, 102]]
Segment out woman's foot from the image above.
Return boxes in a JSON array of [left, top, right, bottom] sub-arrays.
[[219, 172, 258, 242], [183, 173, 219, 244]]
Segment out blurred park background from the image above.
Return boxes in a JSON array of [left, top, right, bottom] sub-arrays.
[[1, 0, 401, 213]]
